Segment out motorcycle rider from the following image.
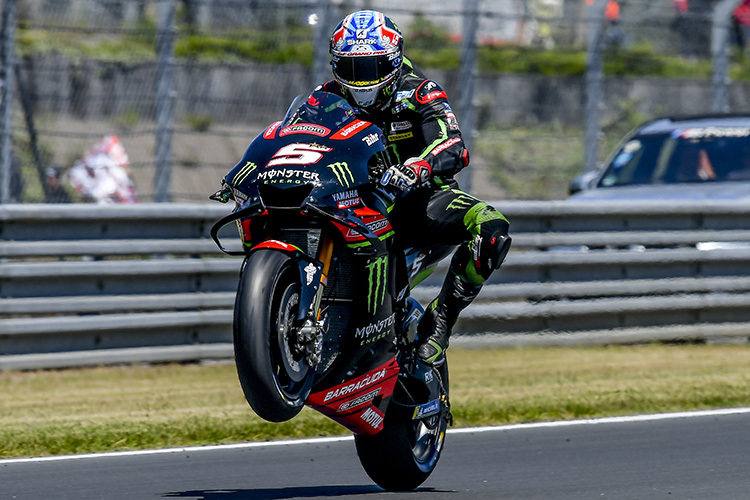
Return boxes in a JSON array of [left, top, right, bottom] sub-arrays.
[[317, 10, 511, 365]]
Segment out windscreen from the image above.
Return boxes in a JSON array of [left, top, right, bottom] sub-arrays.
[[280, 91, 358, 131]]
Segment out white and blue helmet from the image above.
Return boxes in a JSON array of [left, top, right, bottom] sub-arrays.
[[330, 10, 404, 109]]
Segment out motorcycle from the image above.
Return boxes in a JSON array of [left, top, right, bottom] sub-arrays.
[[210, 91, 456, 491]]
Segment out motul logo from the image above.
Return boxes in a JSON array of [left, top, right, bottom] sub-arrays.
[[361, 407, 384, 429]]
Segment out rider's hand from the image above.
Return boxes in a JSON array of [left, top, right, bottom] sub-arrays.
[[379, 158, 432, 193]]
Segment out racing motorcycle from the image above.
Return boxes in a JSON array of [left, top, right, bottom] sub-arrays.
[[210, 91, 455, 491]]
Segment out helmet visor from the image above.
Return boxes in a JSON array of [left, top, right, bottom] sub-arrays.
[[332, 53, 400, 87]]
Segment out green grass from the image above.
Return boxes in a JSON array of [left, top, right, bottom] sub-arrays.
[[2, 344, 749, 458], [474, 127, 585, 199]]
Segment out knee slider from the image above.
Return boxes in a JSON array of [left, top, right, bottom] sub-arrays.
[[471, 223, 512, 280]]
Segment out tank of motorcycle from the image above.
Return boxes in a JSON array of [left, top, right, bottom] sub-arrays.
[[223, 91, 386, 211]]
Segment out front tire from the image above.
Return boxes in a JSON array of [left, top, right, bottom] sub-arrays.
[[234, 250, 315, 422]]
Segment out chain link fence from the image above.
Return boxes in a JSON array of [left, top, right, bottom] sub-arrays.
[[1, 0, 748, 204]]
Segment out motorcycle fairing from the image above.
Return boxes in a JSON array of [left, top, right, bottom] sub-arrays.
[[215, 92, 403, 420], [307, 356, 400, 435], [224, 93, 384, 206], [332, 206, 394, 248]]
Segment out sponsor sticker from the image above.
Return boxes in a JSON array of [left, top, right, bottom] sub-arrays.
[[303, 262, 317, 286], [355, 313, 396, 345], [338, 388, 381, 412], [362, 133, 380, 146], [413, 399, 441, 419], [231, 161, 258, 186], [279, 124, 330, 137], [332, 189, 360, 209], [361, 407, 385, 429], [330, 120, 370, 140], [446, 111, 459, 130], [395, 89, 415, 102], [327, 162, 355, 188], [263, 121, 282, 139], [257, 169, 320, 184], [231, 188, 247, 204], [387, 132, 414, 142], [324, 368, 387, 402], [365, 256, 388, 314], [418, 90, 448, 104], [430, 137, 462, 156], [392, 102, 409, 114], [390, 121, 412, 132]]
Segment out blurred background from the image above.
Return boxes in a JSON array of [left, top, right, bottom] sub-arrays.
[[1, 0, 748, 204]]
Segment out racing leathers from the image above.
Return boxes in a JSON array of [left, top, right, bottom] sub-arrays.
[[318, 58, 511, 364]]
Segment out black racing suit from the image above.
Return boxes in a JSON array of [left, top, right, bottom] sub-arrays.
[[320, 58, 511, 361]]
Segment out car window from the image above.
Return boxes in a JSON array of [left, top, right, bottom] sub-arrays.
[[598, 135, 667, 187], [598, 127, 750, 187]]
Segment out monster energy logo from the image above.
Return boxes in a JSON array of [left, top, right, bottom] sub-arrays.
[[327, 162, 355, 188], [232, 161, 258, 185], [447, 195, 474, 210], [365, 256, 388, 314]]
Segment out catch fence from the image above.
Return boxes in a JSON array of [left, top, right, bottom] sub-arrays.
[[0, 0, 749, 204]]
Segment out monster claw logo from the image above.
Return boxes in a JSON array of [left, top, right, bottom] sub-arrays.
[[447, 195, 474, 210], [232, 161, 258, 185], [365, 256, 388, 314], [327, 162, 355, 188]]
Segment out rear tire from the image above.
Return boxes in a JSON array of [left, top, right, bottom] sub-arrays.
[[354, 360, 450, 491], [234, 250, 314, 422]]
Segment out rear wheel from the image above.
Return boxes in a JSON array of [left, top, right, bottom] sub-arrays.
[[354, 360, 450, 491], [234, 250, 315, 422]]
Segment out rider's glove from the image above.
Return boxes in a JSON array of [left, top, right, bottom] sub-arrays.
[[380, 158, 432, 193]]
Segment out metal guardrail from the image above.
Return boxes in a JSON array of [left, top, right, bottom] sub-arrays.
[[2, 200, 750, 370]]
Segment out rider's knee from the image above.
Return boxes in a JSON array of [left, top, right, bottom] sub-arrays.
[[451, 222, 512, 285], [462, 204, 511, 281], [471, 222, 512, 280]]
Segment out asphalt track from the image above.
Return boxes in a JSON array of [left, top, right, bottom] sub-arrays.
[[3, 408, 750, 500]]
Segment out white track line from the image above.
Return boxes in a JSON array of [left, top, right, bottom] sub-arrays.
[[3, 407, 750, 465]]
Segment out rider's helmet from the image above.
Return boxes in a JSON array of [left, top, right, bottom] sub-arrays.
[[329, 10, 404, 110]]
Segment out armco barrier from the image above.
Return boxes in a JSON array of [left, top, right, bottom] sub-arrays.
[[2, 200, 750, 370]]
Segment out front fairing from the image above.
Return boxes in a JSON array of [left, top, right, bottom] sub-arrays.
[[224, 92, 386, 213]]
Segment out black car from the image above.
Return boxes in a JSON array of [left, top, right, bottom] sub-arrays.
[[569, 114, 750, 201]]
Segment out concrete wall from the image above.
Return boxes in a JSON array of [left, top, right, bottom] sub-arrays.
[[21, 56, 745, 130]]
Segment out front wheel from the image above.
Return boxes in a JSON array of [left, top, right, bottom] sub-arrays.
[[233, 249, 315, 422], [354, 361, 450, 491]]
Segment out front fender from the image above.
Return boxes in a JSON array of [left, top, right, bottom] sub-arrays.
[[250, 242, 323, 322]]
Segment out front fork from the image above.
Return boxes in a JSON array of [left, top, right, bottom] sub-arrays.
[[296, 230, 335, 367]]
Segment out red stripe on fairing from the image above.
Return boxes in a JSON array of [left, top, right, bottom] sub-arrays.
[[307, 357, 400, 435], [262, 121, 282, 139], [329, 119, 371, 140], [252, 240, 300, 252]]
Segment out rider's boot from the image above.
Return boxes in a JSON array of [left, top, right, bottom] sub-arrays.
[[417, 267, 482, 365]]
